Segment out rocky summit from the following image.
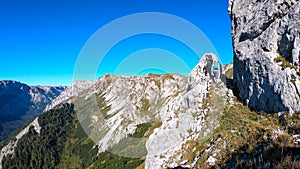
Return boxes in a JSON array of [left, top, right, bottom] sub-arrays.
[[229, 0, 300, 114]]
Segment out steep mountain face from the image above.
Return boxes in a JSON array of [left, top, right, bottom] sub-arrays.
[[146, 54, 226, 168], [45, 80, 95, 111], [0, 80, 65, 143], [229, 0, 300, 114]]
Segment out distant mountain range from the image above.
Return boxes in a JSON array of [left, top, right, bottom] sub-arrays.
[[0, 80, 65, 143]]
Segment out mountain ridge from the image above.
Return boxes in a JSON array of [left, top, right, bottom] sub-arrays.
[[1, 57, 299, 168], [0, 53, 228, 168], [0, 80, 66, 143]]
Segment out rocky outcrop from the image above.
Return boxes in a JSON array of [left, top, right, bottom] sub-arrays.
[[44, 80, 94, 111], [145, 58, 209, 168], [145, 54, 226, 168], [229, 0, 300, 114], [76, 73, 189, 157]]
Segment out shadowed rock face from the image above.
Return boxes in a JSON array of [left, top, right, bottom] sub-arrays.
[[0, 80, 65, 142], [229, 0, 300, 114]]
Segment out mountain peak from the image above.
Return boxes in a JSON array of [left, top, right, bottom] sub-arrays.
[[189, 53, 222, 83]]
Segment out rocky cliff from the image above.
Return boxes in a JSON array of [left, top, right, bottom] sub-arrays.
[[229, 0, 300, 114], [44, 80, 95, 111]]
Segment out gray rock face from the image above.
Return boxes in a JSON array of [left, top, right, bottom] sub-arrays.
[[229, 0, 300, 114], [44, 80, 95, 111], [145, 54, 226, 168]]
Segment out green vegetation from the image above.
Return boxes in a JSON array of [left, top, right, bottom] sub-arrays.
[[56, 121, 98, 169], [2, 104, 75, 169], [95, 94, 111, 119], [90, 151, 143, 169], [225, 68, 233, 79], [130, 123, 152, 138], [144, 119, 162, 138], [2, 103, 145, 169], [192, 99, 300, 168], [141, 98, 150, 112], [110, 121, 162, 159], [180, 140, 206, 162], [201, 137, 211, 144], [287, 113, 300, 134], [110, 137, 148, 159], [274, 56, 292, 70], [224, 64, 234, 79]]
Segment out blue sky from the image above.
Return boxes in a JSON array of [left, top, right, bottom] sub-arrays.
[[0, 0, 233, 86]]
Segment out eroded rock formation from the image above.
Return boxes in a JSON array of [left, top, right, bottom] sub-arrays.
[[229, 0, 300, 114]]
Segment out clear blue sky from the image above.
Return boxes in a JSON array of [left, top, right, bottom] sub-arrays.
[[0, 0, 233, 86]]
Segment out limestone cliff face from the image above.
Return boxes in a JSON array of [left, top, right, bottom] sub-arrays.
[[229, 0, 300, 114]]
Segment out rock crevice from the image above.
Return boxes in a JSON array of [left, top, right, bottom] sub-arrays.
[[230, 0, 300, 114]]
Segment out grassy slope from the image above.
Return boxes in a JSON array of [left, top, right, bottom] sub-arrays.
[[209, 101, 300, 168], [190, 65, 300, 168], [1, 104, 144, 169], [173, 65, 300, 168]]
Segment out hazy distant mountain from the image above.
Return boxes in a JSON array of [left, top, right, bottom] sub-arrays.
[[0, 80, 66, 143]]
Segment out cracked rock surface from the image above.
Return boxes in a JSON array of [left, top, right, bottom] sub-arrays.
[[229, 0, 300, 114]]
